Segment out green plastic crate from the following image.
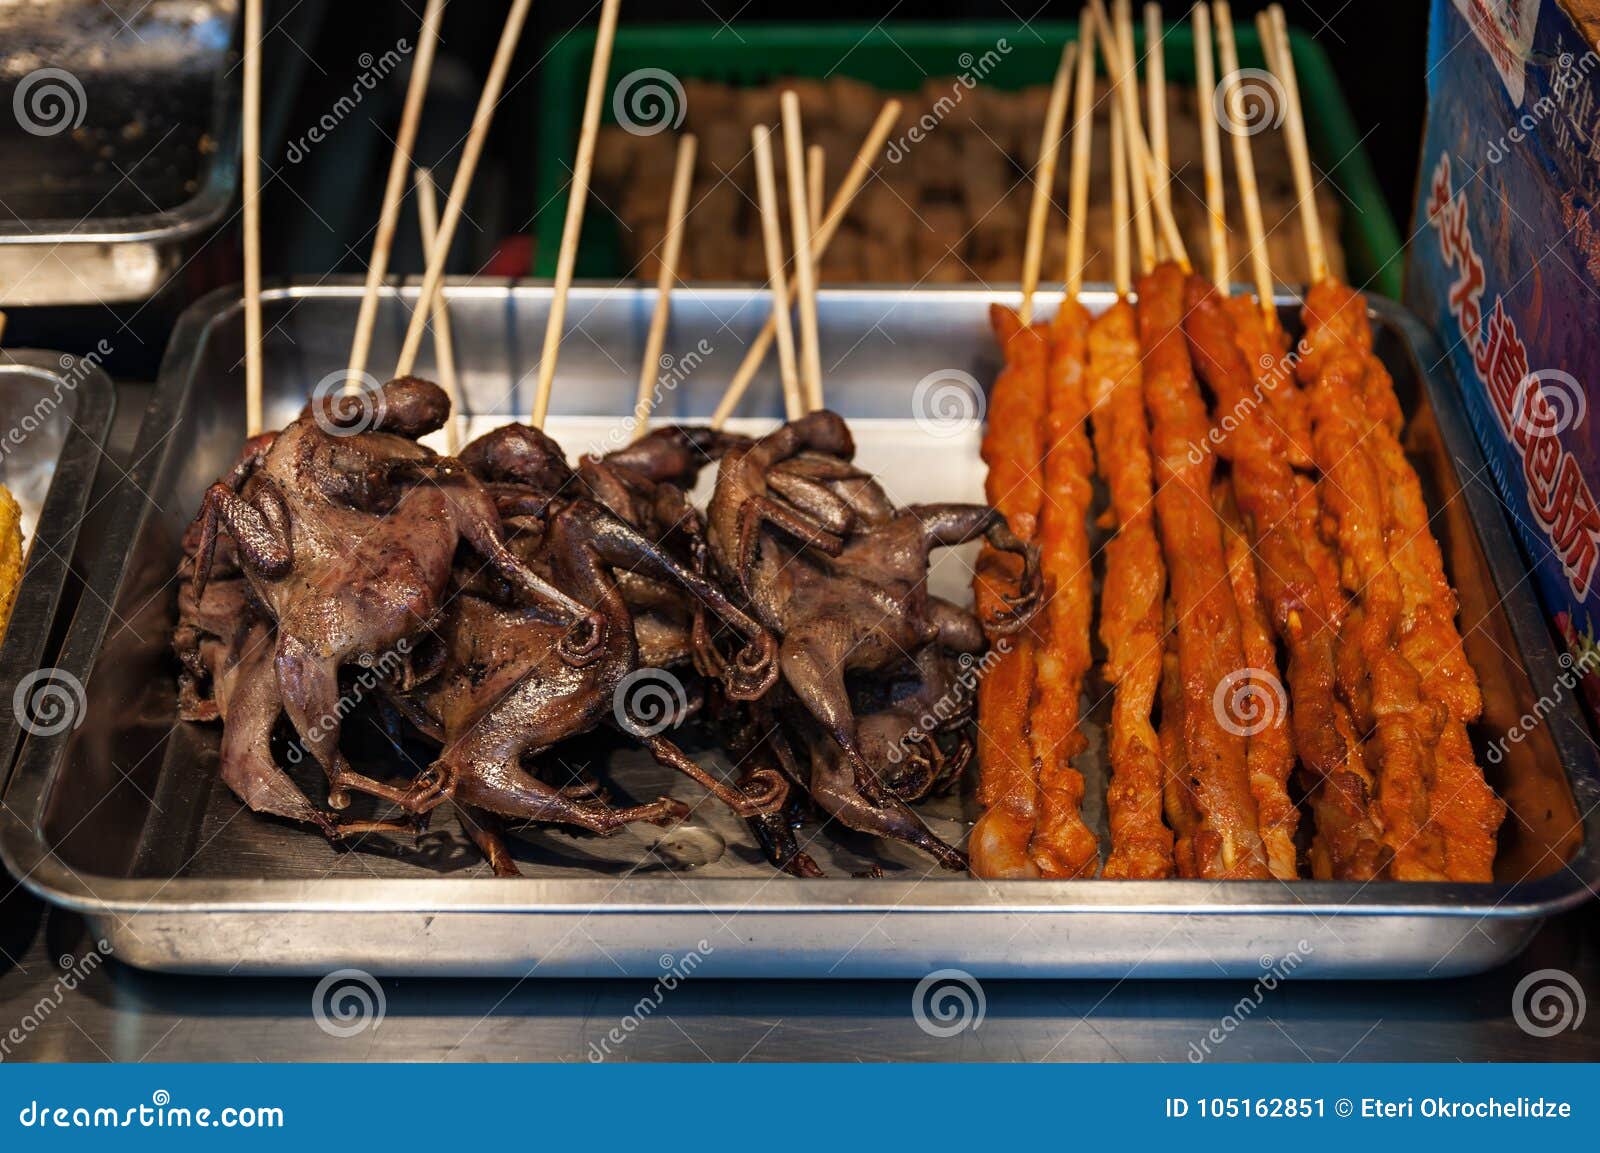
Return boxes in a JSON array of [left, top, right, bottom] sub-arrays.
[[534, 21, 1403, 299]]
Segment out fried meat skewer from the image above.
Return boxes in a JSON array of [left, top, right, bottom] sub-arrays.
[[969, 306, 1050, 878], [1026, 29, 1099, 878], [1110, 1, 1266, 879], [1078, 33, 1173, 879], [1179, 3, 1376, 879], [1261, 4, 1503, 879]]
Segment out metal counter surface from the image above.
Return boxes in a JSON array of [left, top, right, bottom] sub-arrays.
[[0, 385, 1595, 1063]]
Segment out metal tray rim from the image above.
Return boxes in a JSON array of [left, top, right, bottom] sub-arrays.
[[0, 349, 115, 779], [2, 282, 1594, 929]]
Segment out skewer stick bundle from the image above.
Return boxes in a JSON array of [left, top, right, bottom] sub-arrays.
[[1020, 41, 1077, 324], [1192, 2, 1230, 289], [242, 0, 264, 437], [529, 0, 622, 427], [396, 0, 537, 383], [1109, 91, 1131, 297], [781, 92, 824, 412], [347, 0, 447, 388], [1114, 0, 1156, 272], [1212, 2, 1276, 319], [751, 126, 805, 421], [708, 100, 900, 428], [632, 133, 698, 437], [1143, 2, 1174, 256], [413, 167, 461, 455], [1262, 5, 1328, 284], [1064, 9, 1096, 298], [1086, 0, 1188, 270]]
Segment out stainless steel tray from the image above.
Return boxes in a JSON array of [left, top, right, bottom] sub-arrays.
[[0, 350, 114, 774], [2, 282, 1594, 979], [0, 1, 239, 305]]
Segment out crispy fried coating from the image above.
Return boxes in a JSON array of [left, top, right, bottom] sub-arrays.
[[1026, 298, 1100, 878], [0, 485, 23, 640], [1137, 264, 1268, 880], [1184, 278, 1382, 879], [971, 304, 1049, 879], [1086, 300, 1173, 880]]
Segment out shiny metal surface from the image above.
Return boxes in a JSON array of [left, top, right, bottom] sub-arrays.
[[0, 1, 238, 305], [2, 282, 1595, 979], [0, 350, 115, 774]]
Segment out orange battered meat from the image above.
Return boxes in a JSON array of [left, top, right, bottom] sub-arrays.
[[1137, 263, 1268, 880], [971, 304, 1050, 879], [1086, 299, 1174, 880], [1026, 297, 1100, 878]]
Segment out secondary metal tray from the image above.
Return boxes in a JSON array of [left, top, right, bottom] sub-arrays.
[[2, 282, 1595, 979], [0, 350, 114, 774], [0, 1, 239, 305]]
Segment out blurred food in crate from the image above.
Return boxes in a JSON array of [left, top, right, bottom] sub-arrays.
[[0, 485, 23, 639], [594, 74, 1343, 284]]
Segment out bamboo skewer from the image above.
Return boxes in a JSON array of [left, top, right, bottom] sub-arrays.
[[1110, 93, 1131, 297], [708, 100, 899, 428], [1087, 0, 1188, 270], [781, 92, 824, 412], [395, 0, 536, 382], [632, 133, 698, 438], [243, 0, 264, 437], [530, 0, 622, 427], [806, 144, 825, 237], [1193, 2, 1230, 290], [1144, 2, 1173, 257], [346, 0, 447, 388], [1213, 3, 1276, 321], [1064, 9, 1097, 298], [413, 167, 461, 454], [1263, 5, 1328, 284], [1020, 41, 1077, 324], [1115, 1, 1155, 272], [751, 127, 805, 422]]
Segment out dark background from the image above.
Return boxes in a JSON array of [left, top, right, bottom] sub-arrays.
[[260, 0, 1430, 281]]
